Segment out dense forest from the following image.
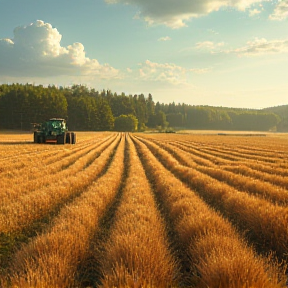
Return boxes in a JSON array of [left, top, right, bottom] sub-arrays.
[[0, 83, 287, 132]]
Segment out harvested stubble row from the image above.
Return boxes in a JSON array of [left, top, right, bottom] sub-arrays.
[[198, 145, 285, 163], [0, 133, 121, 233], [1, 137, 95, 171], [99, 134, 178, 288], [222, 164, 288, 190], [0, 135, 101, 176], [4, 134, 126, 288], [196, 166, 288, 205], [166, 139, 288, 177], [0, 147, 65, 174], [136, 136, 288, 261], [0, 143, 50, 159], [0, 134, 116, 204], [0, 131, 109, 165], [167, 141, 220, 167], [171, 140, 243, 167], [177, 134, 287, 151], [211, 144, 287, 160], [132, 136, 286, 288], [150, 139, 288, 206], [233, 146, 288, 160], [175, 140, 285, 164], [242, 161, 288, 177], [0, 134, 115, 203]]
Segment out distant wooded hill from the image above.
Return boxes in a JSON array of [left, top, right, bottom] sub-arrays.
[[0, 83, 287, 132], [262, 105, 288, 132]]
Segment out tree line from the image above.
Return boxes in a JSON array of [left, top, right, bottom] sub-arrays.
[[0, 83, 286, 132]]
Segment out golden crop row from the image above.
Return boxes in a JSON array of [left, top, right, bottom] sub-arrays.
[[135, 135, 288, 260], [155, 136, 288, 177], [157, 132, 287, 152], [132, 135, 286, 287], [223, 164, 288, 189], [0, 134, 121, 233], [186, 141, 287, 162], [1, 132, 287, 287], [142, 132, 288, 169], [0, 131, 111, 161], [5, 135, 126, 287], [144, 137, 288, 205], [0, 133, 111, 175], [0, 135, 115, 204], [174, 139, 287, 166], [99, 135, 177, 287]]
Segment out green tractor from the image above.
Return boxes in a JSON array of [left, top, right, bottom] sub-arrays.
[[33, 118, 76, 144]]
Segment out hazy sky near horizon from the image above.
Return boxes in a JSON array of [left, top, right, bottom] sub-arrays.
[[0, 0, 287, 108]]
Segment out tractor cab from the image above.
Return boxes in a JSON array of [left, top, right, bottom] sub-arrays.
[[45, 118, 67, 136]]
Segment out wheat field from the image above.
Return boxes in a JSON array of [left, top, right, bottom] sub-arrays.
[[0, 131, 288, 288]]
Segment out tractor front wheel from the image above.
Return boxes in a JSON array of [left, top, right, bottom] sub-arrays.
[[34, 132, 38, 143], [39, 135, 45, 143]]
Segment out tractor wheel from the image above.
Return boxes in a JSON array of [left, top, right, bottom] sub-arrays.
[[57, 133, 65, 144], [71, 132, 76, 144], [39, 135, 45, 143], [66, 132, 71, 144], [34, 132, 38, 143]]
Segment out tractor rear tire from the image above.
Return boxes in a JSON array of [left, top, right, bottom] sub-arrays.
[[71, 132, 76, 144], [57, 133, 65, 144], [66, 132, 71, 144]]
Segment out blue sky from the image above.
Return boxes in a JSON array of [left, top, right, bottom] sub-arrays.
[[0, 0, 287, 108]]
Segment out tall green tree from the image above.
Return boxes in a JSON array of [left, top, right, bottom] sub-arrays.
[[114, 114, 138, 132], [134, 94, 147, 131], [97, 99, 114, 131], [109, 94, 135, 117]]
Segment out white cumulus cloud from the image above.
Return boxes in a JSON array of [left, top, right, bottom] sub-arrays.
[[196, 41, 225, 51], [269, 0, 288, 20], [0, 20, 119, 79], [249, 8, 261, 16], [135, 60, 210, 86], [233, 37, 288, 56], [137, 60, 188, 85], [158, 36, 171, 41], [105, 0, 269, 28], [190, 68, 212, 74], [191, 41, 225, 55]]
